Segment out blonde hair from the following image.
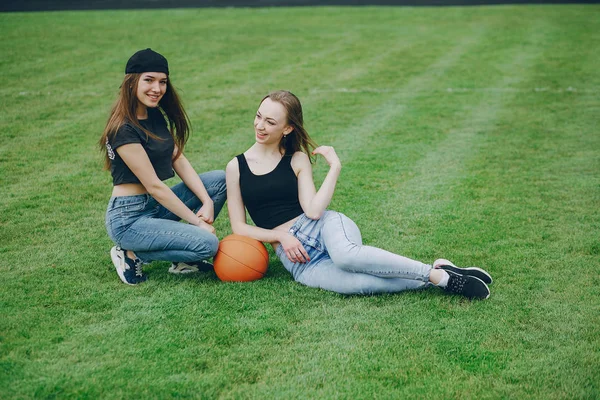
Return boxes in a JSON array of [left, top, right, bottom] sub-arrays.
[[261, 90, 317, 161]]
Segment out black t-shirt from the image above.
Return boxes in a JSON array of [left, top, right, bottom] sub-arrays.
[[237, 153, 304, 229], [106, 108, 175, 185]]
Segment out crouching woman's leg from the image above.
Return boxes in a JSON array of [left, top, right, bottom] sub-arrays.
[[158, 170, 227, 221], [119, 217, 220, 264]]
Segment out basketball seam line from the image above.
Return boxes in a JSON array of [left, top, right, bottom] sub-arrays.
[[220, 238, 269, 263], [217, 251, 266, 275]]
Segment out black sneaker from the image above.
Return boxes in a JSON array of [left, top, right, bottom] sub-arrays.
[[168, 260, 214, 274], [434, 258, 493, 285], [443, 270, 490, 300], [110, 246, 147, 285]]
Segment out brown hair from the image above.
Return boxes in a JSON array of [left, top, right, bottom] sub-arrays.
[[99, 73, 190, 169], [261, 90, 318, 161]]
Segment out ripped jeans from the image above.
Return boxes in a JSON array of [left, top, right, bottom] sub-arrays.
[[276, 211, 433, 295]]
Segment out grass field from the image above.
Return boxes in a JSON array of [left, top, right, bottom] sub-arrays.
[[1, 4, 599, 399]]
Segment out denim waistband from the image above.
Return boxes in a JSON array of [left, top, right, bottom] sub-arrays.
[[284, 212, 331, 253], [107, 194, 151, 208], [275, 212, 332, 279], [288, 213, 312, 235], [276, 214, 308, 258]]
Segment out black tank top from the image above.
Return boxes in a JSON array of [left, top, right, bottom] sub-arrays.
[[237, 153, 304, 229]]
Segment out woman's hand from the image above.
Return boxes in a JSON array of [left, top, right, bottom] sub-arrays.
[[194, 218, 216, 235], [312, 146, 341, 169], [279, 232, 310, 263], [197, 200, 215, 224]]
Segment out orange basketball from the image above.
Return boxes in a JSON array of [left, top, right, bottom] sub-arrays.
[[213, 234, 269, 282]]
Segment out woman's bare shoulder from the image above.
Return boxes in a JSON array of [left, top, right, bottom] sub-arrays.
[[291, 151, 310, 163], [226, 156, 240, 172], [291, 151, 311, 174]]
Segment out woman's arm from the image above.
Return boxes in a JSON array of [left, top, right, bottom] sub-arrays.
[[226, 158, 310, 263], [294, 146, 342, 220], [117, 143, 215, 234], [226, 158, 282, 242], [172, 148, 215, 223]]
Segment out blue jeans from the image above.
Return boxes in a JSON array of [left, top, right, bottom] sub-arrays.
[[276, 211, 433, 295], [105, 170, 226, 264]]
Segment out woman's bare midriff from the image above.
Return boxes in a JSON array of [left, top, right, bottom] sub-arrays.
[[112, 183, 298, 253], [112, 183, 148, 197], [269, 216, 299, 252]]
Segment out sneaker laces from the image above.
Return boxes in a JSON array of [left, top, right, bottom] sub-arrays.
[[123, 251, 144, 277], [446, 273, 467, 294], [134, 259, 143, 277]]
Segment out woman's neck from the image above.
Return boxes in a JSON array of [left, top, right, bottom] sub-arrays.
[[136, 103, 148, 120], [250, 143, 283, 158]]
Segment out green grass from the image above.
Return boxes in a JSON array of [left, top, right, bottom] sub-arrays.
[[1, 4, 599, 399]]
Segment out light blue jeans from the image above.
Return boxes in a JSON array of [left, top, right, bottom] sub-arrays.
[[105, 170, 226, 264], [276, 211, 433, 295]]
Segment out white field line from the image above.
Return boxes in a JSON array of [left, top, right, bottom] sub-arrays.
[[15, 86, 597, 98], [309, 86, 594, 94], [367, 23, 557, 244]]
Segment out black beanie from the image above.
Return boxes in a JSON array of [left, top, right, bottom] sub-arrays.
[[125, 48, 169, 75]]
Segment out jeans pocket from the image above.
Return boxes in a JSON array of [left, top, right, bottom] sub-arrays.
[[105, 195, 149, 243], [295, 231, 324, 253], [122, 200, 146, 213], [109, 197, 148, 215]]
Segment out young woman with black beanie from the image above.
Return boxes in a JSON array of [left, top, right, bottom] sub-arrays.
[[100, 48, 226, 285]]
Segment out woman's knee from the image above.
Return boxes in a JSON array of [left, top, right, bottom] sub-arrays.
[[321, 212, 363, 266], [214, 170, 227, 194], [189, 232, 219, 259], [200, 170, 226, 188], [206, 234, 220, 256], [215, 169, 226, 182], [329, 243, 362, 270]]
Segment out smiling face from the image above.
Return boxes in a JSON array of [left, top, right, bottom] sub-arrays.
[[135, 72, 168, 117], [254, 97, 293, 146]]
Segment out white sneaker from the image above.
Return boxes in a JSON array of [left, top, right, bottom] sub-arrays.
[[168, 260, 214, 274], [110, 246, 147, 285]]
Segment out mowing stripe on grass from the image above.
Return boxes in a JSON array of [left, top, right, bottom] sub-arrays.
[[1, 7, 599, 398], [354, 23, 554, 257], [314, 27, 488, 160]]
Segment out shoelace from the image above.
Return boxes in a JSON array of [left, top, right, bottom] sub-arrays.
[[122, 250, 144, 278], [447, 274, 467, 293], [134, 260, 143, 277]]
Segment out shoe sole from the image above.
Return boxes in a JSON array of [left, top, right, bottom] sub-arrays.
[[434, 258, 493, 285], [168, 263, 198, 274], [110, 246, 138, 286]]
